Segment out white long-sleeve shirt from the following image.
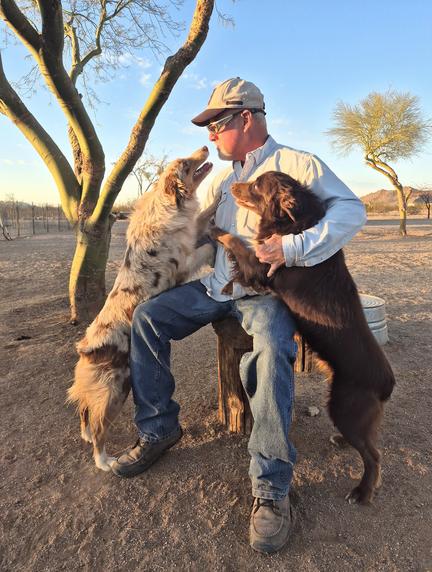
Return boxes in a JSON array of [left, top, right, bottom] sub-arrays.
[[200, 135, 366, 301]]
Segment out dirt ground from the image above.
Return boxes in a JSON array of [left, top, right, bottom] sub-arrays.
[[1, 221, 431, 571]]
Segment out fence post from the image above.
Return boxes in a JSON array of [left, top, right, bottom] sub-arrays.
[[32, 203, 36, 235], [46, 204, 49, 233], [15, 203, 20, 238], [57, 205, 61, 231]]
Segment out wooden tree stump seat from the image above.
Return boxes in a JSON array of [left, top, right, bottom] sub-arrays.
[[212, 317, 315, 434]]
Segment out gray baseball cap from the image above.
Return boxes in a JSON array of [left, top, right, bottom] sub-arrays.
[[191, 77, 265, 126]]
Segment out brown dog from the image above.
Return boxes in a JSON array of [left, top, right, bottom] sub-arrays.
[[68, 147, 219, 471], [211, 171, 395, 504]]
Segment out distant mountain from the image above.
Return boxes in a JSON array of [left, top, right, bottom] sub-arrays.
[[361, 187, 423, 207]]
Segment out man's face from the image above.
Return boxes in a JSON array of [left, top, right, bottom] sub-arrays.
[[207, 110, 246, 161]]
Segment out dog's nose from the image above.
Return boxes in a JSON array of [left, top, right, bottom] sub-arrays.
[[202, 145, 208, 152]]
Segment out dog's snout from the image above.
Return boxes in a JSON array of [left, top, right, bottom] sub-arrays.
[[231, 182, 247, 193], [202, 145, 208, 153]]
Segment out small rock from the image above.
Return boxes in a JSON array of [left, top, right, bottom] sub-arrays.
[[306, 406, 320, 417]]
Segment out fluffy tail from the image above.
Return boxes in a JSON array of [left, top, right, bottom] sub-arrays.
[[68, 353, 129, 442]]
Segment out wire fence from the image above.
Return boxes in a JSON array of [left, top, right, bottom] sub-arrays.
[[0, 203, 72, 240]]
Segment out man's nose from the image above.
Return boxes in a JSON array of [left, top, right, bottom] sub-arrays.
[[208, 131, 218, 142]]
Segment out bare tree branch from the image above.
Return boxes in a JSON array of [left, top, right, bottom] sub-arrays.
[[130, 152, 168, 195], [66, 0, 106, 84]]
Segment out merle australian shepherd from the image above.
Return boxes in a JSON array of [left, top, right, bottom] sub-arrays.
[[68, 147, 217, 471], [211, 171, 395, 504]]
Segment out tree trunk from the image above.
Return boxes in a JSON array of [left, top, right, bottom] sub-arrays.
[[394, 185, 408, 236], [69, 216, 114, 323]]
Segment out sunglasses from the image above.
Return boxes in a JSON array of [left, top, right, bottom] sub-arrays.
[[206, 109, 265, 134]]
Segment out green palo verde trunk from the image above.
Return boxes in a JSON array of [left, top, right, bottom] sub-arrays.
[[69, 215, 114, 324], [394, 183, 408, 237]]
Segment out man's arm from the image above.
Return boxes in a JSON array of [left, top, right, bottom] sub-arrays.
[[256, 154, 366, 275]]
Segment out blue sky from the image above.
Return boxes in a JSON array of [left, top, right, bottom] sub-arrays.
[[1, 0, 431, 204]]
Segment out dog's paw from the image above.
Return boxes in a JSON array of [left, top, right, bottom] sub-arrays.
[[329, 433, 350, 449], [209, 226, 226, 241], [210, 188, 222, 211], [95, 457, 116, 472], [345, 486, 372, 505], [81, 425, 93, 443], [94, 451, 116, 472]]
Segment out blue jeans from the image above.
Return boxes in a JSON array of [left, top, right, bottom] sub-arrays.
[[130, 279, 297, 500]]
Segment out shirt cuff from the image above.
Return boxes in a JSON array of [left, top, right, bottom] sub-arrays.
[[282, 234, 300, 267]]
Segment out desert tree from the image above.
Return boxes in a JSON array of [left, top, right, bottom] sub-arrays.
[[131, 152, 168, 196], [327, 90, 431, 236], [417, 187, 432, 219], [0, 0, 215, 322]]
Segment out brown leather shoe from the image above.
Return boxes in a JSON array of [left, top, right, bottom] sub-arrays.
[[111, 427, 183, 478], [249, 495, 294, 554]]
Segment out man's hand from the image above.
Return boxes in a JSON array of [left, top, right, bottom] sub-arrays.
[[255, 234, 285, 277]]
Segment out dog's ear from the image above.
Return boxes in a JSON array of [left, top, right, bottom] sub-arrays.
[[279, 185, 326, 229], [163, 172, 186, 205], [278, 193, 298, 221]]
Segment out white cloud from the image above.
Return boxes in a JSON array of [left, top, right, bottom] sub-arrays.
[[135, 57, 152, 69], [140, 73, 152, 86], [0, 158, 31, 166], [123, 106, 141, 119], [0, 159, 35, 167], [118, 53, 153, 70], [183, 72, 208, 90], [269, 116, 292, 127], [180, 125, 201, 135]]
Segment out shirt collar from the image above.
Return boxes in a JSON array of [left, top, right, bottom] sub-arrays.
[[233, 135, 277, 175]]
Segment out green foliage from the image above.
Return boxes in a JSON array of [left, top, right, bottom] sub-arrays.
[[327, 90, 432, 162]]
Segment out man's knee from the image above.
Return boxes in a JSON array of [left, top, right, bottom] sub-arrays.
[[240, 296, 296, 337], [131, 297, 163, 338], [252, 318, 297, 363]]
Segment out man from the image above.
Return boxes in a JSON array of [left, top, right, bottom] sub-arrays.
[[111, 78, 366, 554]]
